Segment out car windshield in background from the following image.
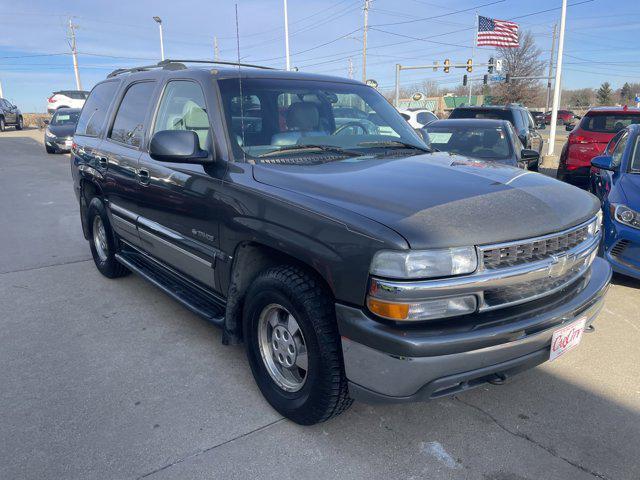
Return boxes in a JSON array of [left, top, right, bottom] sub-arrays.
[[422, 125, 511, 160], [581, 114, 640, 133], [449, 109, 511, 121], [51, 111, 80, 126], [217, 78, 425, 159]]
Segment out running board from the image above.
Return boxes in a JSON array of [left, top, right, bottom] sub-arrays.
[[115, 249, 225, 327]]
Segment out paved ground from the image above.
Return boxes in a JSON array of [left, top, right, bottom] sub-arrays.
[[1, 128, 639, 480]]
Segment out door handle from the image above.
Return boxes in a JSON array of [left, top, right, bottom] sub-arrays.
[[137, 168, 150, 185], [97, 156, 108, 169]]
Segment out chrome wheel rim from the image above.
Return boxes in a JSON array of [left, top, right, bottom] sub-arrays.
[[257, 303, 308, 392], [92, 215, 109, 262]]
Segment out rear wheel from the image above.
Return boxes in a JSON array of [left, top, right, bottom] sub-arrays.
[[243, 266, 352, 425], [0, 117, 5, 132], [87, 197, 129, 278]]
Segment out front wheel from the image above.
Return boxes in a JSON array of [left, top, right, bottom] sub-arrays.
[[15, 116, 23, 130], [243, 266, 352, 425]]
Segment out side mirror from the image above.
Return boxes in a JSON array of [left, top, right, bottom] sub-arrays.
[[149, 130, 212, 164], [521, 149, 539, 161], [591, 155, 616, 171], [43, 119, 50, 125]]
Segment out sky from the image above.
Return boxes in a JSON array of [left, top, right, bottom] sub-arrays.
[[1, 0, 638, 112]]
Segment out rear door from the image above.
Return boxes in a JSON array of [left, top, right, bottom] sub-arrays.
[[135, 79, 224, 292], [101, 80, 158, 248], [2, 100, 16, 124]]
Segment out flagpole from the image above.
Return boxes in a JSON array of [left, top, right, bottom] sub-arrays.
[[468, 12, 477, 104]]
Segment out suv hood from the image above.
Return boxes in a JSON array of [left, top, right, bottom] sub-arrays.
[[253, 153, 600, 249]]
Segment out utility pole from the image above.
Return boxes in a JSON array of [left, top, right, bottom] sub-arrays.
[[0, 80, 3, 99], [214, 36, 220, 61], [67, 18, 82, 91], [545, 23, 558, 114], [362, 0, 371, 82], [153, 17, 165, 61], [283, 0, 291, 70], [547, 0, 567, 157]]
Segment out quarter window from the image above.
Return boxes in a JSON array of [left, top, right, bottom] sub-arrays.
[[109, 82, 156, 148], [76, 81, 119, 137], [153, 81, 212, 150], [611, 131, 629, 169]]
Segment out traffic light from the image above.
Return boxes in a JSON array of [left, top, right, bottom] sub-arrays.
[[483, 74, 488, 85], [463, 74, 468, 86], [443, 58, 450, 73], [488, 57, 495, 74], [466, 59, 473, 73], [505, 74, 511, 83]]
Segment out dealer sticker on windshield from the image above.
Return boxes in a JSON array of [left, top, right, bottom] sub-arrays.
[[550, 317, 587, 361]]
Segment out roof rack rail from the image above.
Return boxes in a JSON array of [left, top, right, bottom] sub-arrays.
[[158, 59, 277, 70], [107, 59, 277, 78]]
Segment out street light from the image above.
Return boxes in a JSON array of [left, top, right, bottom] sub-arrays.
[[153, 16, 165, 61]]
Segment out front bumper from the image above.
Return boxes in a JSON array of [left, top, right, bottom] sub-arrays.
[[604, 220, 640, 280], [45, 137, 73, 152], [337, 257, 611, 403]]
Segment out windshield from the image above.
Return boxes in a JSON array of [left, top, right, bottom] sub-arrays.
[[422, 124, 511, 160], [51, 111, 80, 126], [218, 78, 426, 160]]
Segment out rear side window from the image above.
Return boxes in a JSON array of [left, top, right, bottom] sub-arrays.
[[109, 82, 156, 148], [611, 131, 629, 168], [580, 114, 640, 133], [76, 82, 119, 137]]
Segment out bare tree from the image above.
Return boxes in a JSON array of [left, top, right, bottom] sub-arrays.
[[491, 31, 545, 105]]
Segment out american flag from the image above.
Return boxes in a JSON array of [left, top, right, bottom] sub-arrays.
[[477, 16, 519, 48]]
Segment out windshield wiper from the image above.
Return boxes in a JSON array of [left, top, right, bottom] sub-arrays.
[[257, 144, 363, 158], [356, 140, 432, 153]]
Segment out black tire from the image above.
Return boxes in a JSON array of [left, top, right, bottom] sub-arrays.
[[529, 161, 539, 172], [15, 116, 23, 130], [87, 197, 129, 278], [0, 117, 5, 132], [243, 265, 353, 425], [45, 145, 55, 154]]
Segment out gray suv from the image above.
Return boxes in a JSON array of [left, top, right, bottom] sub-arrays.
[[70, 60, 611, 425], [0, 98, 23, 131]]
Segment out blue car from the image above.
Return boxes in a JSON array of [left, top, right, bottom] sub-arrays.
[[590, 124, 640, 279]]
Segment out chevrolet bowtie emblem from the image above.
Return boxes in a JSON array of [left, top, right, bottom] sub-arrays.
[[548, 254, 570, 278]]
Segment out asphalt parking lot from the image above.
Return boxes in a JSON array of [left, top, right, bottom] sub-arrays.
[[1, 128, 639, 480]]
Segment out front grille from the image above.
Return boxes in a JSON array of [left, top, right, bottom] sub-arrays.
[[482, 224, 590, 269], [610, 239, 630, 258], [483, 255, 591, 309]]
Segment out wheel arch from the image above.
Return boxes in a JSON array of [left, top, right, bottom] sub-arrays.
[[222, 241, 335, 346], [79, 178, 105, 240]]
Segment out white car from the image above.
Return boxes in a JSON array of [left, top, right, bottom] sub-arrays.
[[47, 90, 89, 115], [398, 108, 438, 129]]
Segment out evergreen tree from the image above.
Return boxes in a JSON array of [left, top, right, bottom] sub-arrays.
[[596, 82, 613, 105]]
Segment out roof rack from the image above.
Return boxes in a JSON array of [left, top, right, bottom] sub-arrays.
[[107, 59, 276, 78]]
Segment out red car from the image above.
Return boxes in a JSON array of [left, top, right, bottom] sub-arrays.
[[557, 106, 640, 188], [544, 109, 576, 125]]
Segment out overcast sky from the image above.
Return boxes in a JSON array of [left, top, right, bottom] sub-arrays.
[[1, 0, 637, 111]]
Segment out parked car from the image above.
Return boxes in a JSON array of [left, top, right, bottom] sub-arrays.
[[47, 90, 89, 114], [557, 107, 640, 188], [530, 110, 546, 129], [448, 105, 543, 170], [44, 107, 81, 153], [0, 98, 23, 131], [590, 124, 640, 279], [71, 61, 610, 425], [420, 119, 538, 169], [545, 109, 576, 125], [398, 108, 438, 128]]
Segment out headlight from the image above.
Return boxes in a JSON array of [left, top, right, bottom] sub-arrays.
[[612, 204, 640, 230], [45, 129, 56, 138], [370, 247, 477, 279], [588, 210, 602, 236]]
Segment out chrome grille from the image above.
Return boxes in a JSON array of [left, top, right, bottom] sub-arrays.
[[482, 224, 589, 270]]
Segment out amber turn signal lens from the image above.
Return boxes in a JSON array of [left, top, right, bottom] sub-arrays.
[[367, 297, 410, 320]]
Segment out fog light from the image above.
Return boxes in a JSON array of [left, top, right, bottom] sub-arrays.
[[367, 295, 477, 321]]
